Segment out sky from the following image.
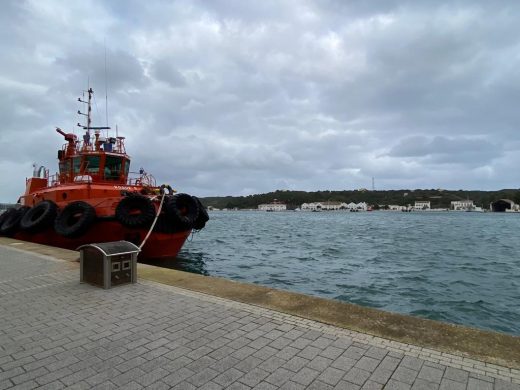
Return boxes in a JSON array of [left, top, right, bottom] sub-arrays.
[[1, 0, 520, 202]]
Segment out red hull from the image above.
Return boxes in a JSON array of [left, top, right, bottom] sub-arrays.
[[14, 220, 191, 260]]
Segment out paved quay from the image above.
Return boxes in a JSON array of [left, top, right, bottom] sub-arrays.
[[1, 240, 519, 390]]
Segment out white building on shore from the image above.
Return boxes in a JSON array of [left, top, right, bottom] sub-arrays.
[[300, 202, 368, 211], [413, 201, 431, 210], [451, 200, 475, 211], [258, 200, 287, 211]]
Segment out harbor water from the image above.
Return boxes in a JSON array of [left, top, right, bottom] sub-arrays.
[[150, 211, 520, 336]]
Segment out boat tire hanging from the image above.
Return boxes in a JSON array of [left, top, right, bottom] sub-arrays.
[[0, 207, 30, 236], [192, 196, 209, 230], [165, 193, 199, 229], [54, 201, 96, 238], [20, 200, 58, 232], [115, 195, 155, 227]]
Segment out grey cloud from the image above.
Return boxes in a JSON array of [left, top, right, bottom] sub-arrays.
[[1, 1, 520, 202], [388, 136, 502, 166]]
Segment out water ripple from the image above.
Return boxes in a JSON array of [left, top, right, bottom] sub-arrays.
[[165, 211, 520, 336]]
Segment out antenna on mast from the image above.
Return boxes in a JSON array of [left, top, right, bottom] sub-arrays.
[[104, 39, 109, 135]]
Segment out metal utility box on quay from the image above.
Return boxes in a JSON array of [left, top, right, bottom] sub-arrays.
[[78, 241, 139, 289]]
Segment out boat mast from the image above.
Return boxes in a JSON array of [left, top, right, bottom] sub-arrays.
[[78, 88, 110, 145]]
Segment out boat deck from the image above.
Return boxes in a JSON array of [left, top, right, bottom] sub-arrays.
[[0, 238, 519, 390]]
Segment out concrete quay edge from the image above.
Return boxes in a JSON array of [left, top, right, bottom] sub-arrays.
[[1, 236, 519, 373]]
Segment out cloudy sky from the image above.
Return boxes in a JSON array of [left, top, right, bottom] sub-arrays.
[[1, 0, 519, 201]]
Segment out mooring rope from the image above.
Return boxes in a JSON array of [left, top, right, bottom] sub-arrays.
[[139, 190, 166, 251]]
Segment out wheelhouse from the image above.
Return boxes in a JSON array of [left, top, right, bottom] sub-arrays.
[[58, 153, 131, 184]]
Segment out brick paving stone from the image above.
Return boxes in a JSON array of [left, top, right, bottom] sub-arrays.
[[401, 356, 424, 371], [290, 338, 313, 350], [9, 380, 39, 390], [364, 347, 388, 361], [298, 346, 322, 360], [439, 378, 466, 390], [186, 356, 217, 372], [227, 382, 252, 390], [135, 367, 169, 387], [265, 367, 295, 386], [276, 347, 300, 361], [213, 368, 245, 387], [308, 356, 334, 371], [35, 367, 73, 386], [361, 380, 383, 390], [379, 356, 401, 371], [392, 366, 420, 385], [11, 367, 49, 385], [320, 346, 344, 360], [291, 367, 320, 386], [162, 367, 195, 387], [355, 356, 381, 372], [279, 380, 306, 390], [417, 366, 444, 384], [344, 346, 366, 360], [443, 367, 469, 383], [251, 382, 278, 390], [316, 367, 345, 386], [412, 378, 439, 390], [334, 380, 361, 389], [331, 356, 357, 371], [495, 379, 520, 390], [467, 378, 493, 390], [369, 367, 394, 385], [253, 346, 278, 361], [307, 380, 335, 390], [343, 367, 371, 386], [34, 380, 65, 390], [385, 379, 413, 390], [235, 356, 264, 373], [258, 356, 287, 373], [170, 381, 197, 390], [283, 356, 311, 373], [310, 337, 334, 349], [239, 368, 270, 387], [269, 337, 293, 350], [145, 382, 170, 390]]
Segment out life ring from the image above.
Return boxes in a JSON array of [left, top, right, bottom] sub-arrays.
[[0, 207, 30, 236], [164, 193, 199, 229], [54, 201, 96, 238], [160, 184, 174, 195], [20, 200, 58, 232], [115, 195, 155, 227], [192, 196, 209, 230]]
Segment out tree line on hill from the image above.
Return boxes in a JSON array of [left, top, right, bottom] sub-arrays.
[[201, 189, 520, 210]]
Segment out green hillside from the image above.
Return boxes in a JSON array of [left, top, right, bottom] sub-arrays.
[[201, 189, 520, 210]]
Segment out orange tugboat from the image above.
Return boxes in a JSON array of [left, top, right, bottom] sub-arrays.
[[0, 88, 208, 260]]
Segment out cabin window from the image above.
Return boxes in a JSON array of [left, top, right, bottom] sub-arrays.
[[124, 158, 130, 177], [59, 160, 70, 175], [105, 156, 122, 180], [72, 157, 81, 175], [85, 156, 100, 174]]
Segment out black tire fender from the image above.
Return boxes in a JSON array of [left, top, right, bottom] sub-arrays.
[[192, 196, 209, 230], [20, 200, 58, 232], [164, 193, 199, 229], [54, 201, 96, 238], [0, 207, 30, 236], [115, 195, 156, 227]]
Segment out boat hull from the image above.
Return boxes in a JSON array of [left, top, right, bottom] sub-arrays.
[[13, 220, 191, 260]]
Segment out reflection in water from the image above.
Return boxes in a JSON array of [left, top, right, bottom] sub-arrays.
[[140, 250, 209, 275]]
